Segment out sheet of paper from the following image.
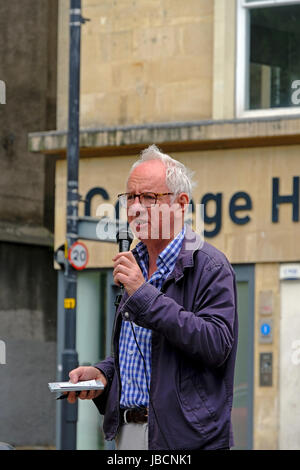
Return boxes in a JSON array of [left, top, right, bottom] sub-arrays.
[[48, 379, 104, 392]]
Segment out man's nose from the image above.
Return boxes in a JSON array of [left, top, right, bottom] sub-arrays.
[[130, 195, 144, 208], [133, 195, 141, 204], [128, 197, 146, 217]]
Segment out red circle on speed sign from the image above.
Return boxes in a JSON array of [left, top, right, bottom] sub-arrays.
[[68, 241, 89, 270]]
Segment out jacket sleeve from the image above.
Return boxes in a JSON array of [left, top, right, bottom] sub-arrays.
[[120, 261, 237, 368], [92, 356, 115, 415]]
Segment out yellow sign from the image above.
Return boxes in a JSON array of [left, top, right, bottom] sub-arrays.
[[64, 298, 76, 309], [64, 241, 68, 259]]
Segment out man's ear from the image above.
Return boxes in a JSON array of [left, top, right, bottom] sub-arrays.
[[177, 193, 189, 208]]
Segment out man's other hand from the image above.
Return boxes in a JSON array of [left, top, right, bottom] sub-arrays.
[[66, 366, 107, 404]]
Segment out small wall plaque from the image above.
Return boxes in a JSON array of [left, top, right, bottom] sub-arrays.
[[259, 318, 273, 344], [259, 290, 273, 315], [260, 352, 273, 387]]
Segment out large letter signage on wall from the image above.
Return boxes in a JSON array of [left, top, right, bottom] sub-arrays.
[[84, 176, 300, 238]]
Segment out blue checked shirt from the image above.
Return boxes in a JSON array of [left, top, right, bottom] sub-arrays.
[[119, 225, 186, 409]]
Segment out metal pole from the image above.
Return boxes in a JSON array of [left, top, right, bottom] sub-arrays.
[[59, 0, 82, 450]]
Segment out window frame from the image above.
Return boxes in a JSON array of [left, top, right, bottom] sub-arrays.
[[236, 0, 300, 118]]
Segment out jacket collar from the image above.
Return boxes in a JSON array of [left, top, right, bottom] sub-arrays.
[[132, 224, 203, 284], [167, 224, 203, 283]]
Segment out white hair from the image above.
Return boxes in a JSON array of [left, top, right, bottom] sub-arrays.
[[128, 144, 195, 201]]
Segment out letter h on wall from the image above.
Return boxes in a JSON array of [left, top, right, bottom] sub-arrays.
[[272, 177, 299, 223]]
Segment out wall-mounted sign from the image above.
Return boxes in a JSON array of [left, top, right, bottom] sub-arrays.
[[260, 352, 273, 387], [280, 264, 300, 280], [259, 318, 273, 344], [82, 176, 300, 238], [64, 298, 76, 309], [259, 290, 274, 315], [68, 241, 89, 270], [54, 153, 300, 267]]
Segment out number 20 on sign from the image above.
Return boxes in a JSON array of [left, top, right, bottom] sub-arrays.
[[68, 241, 89, 271]]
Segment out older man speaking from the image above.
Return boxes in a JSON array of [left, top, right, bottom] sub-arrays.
[[67, 145, 238, 451]]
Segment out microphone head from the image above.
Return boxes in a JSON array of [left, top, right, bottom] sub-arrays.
[[116, 227, 134, 252], [116, 227, 134, 243]]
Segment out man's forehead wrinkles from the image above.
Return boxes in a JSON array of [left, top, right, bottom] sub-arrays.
[[127, 170, 168, 193], [127, 178, 166, 193]]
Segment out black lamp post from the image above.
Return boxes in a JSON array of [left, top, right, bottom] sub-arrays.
[[60, 0, 83, 450]]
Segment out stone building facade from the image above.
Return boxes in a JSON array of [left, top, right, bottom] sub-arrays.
[[29, 0, 300, 450]]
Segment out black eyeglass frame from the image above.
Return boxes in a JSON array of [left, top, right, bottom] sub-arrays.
[[117, 192, 174, 207]]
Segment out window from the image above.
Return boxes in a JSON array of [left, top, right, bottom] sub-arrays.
[[236, 0, 300, 117]]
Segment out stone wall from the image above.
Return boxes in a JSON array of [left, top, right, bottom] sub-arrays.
[[0, 242, 57, 447], [0, 0, 58, 447], [0, 0, 58, 230], [57, 0, 214, 129]]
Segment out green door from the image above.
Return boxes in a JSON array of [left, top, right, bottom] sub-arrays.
[[232, 265, 254, 450], [76, 270, 106, 450], [76, 269, 117, 450]]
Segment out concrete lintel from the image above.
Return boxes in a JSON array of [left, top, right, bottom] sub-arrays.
[[28, 116, 300, 157], [0, 221, 54, 247]]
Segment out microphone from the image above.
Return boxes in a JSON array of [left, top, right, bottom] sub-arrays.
[[116, 228, 134, 253], [114, 228, 134, 306]]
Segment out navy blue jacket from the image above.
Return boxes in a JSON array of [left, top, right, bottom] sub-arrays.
[[94, 226, 238, 450]]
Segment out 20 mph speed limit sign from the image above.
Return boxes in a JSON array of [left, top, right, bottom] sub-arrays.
[[68, 241, 89, 270]]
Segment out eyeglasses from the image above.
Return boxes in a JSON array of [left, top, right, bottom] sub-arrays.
[[118, 192, 174, 208]]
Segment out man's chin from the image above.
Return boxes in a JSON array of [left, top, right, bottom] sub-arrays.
[[130, 222, 150, 241]]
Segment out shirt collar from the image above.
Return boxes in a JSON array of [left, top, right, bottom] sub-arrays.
[[135, 225, 186, 271]]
